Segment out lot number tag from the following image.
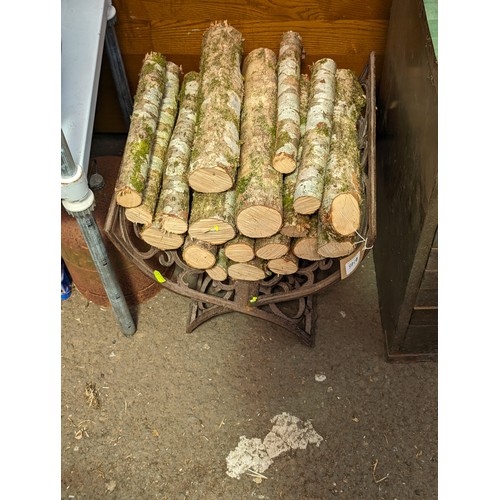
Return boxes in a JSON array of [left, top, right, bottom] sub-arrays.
[[340, 246, 364, 280]]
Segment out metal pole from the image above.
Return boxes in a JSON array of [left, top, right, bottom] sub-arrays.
[[105, 4, 133, 129], [61, 130, 136, 336]]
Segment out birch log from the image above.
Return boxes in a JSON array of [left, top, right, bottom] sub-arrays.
[[291, 216, 323, 261], [156, 71, 200, 234], [281, 74, 311, 237], [125, 62, 180, 224], [228, 258, 267, 281], [188, 21, 244, 193], [207, 248, 229, 281], [182, 236, 218, 270], [293, 58, 337, 214], [255, 233, 290, 260], [115, 52, 167, 207], [235, 48, 283, 238], [188, 190, 236, 244], [320, 68, 366, 238], [140, 222, 184, 250], [224, 234, 255, 263], [267, 252, 299, 275], [273, 31, 303, 174]]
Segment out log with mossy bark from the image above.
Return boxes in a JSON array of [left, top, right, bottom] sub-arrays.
[[291, 215, 323, 261], [227, 257, 268, 281], [182, 236, 218, 270], [224, 233, 255, 263], [140, 222, 184, 251], [125, 62, 180, 224], [154, 71, 200, 234], [267, 252, 299, 275], [293, 58, 337, 215], [188, 21, 244, 193], [206, 248, 229, 281], [188, 190, 236, 244], [235, 48, 283, 238], [320, 68, 366, 238], [255, 233, 290, 260], [273, 31, 303, 174], [115, 52, 167, 208], [281, 74, 312, 238]]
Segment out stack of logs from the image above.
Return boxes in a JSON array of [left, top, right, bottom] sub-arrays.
[[114, 21, 367, 282]]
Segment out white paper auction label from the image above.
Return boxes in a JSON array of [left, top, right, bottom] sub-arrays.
[[339, 246, 364, 280]]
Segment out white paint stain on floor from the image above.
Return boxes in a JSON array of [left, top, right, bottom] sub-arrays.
[[226, 412, 323, 479]]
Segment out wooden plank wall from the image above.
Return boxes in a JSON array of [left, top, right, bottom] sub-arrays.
[[94, 0, 392, 132], [373, 0, 438, 360]]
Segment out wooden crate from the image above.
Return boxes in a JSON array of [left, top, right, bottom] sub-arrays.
[[93, 0, 392, 132], [373, 0, 438, 361]]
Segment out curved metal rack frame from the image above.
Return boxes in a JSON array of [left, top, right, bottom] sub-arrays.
[[104, 52, 377, 347]]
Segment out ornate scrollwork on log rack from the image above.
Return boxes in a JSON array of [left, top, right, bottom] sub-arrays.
[[104, 52, 377, 347]]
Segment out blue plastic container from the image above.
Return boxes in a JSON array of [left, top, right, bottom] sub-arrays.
[[61, 258, 72, 300]]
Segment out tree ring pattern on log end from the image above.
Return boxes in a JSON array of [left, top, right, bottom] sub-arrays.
[[273, 153, 296, 174], [330, 193, 361, 236], [141, 228, 184, 250], [183, 247, 216, 270], [237, 206, 283, 238], [160, 216, 189, 235], [188, 167, 233, 193], [293, 196, 321, 215], [116, 189, 142, 208], [189, 220, 236, 244], [228, 263, 266, 281]]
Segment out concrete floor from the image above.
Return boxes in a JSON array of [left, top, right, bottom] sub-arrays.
[[59, 134, 438, 498]]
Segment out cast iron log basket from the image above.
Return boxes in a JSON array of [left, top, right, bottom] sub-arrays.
[[104, 52, 377, 347]]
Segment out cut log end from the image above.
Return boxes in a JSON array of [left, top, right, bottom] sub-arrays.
[[182, 246, 217, 270], [330, 193, 361, 236], [188, 219, 236, 244], [255, 243, 289, 260], [228, 262, 266, 281], [317, 240, 356, 259], [236, 206, 283, 238], [292, 238, 323, 261], [267, 255, 299, 275], [293, 196, 321, 215], [206, 265, 228, 282], [141, 227, 184, 250], [124, 206, 153, 225], [188, 167, 234, 193], [225, 244, 255, 263], [160, 216, 189, 235], [116, 189, 142, 208], [273, 153, 296, 174]]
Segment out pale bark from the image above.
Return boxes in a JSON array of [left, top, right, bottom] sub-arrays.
[[281, 74, 312, 237], [115, 52, 167, 207], [273, 31, 303, 174], [156, 71, 201, 234], [188, 190, 236, 244], [235, 48, 283, 238], [293, 58, 337, 214], [125, 62, 180, 223], [320, 68, 366, 237], [188, 21, 244, 193]]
